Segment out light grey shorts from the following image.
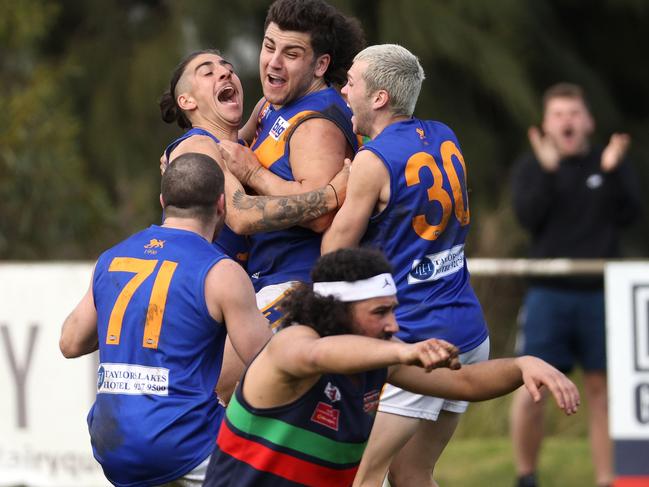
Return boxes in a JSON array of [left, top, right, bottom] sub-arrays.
[[378, 337, 490, 420]]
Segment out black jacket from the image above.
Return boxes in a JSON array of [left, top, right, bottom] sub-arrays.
[[510, 146, 641, 288]]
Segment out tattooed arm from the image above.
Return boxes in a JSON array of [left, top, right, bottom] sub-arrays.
[[224, 161, 349, 235], [230, 187, 332, 234], [167, 135, 349, 235]]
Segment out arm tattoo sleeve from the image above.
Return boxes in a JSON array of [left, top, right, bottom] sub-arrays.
[[231, 188, 330, 233]]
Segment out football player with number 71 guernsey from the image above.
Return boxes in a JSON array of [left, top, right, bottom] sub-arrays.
[[322, 44, 489, 487], [59, 154, 272, 487]]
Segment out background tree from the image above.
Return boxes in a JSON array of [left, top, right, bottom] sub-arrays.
[[2, 0, 647, 262]]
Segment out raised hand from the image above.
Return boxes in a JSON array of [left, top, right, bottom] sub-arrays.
[[516, 356, 580, 415], [400, 338, 461, 372], [601, 133, 631, 173], [218, 140, 262, 185], [528, 126, 560, 172]]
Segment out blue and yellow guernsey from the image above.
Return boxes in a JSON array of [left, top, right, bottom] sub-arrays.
[[247, 87, 359, 291], [89, 225, 228, 487], [204, 367, 387, 487], [361, 119, 488, 351], [164, 127, 249, 268]]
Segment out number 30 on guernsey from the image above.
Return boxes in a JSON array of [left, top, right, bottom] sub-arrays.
[[405, 140, 470, 241]]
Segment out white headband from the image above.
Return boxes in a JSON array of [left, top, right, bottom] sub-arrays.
[[312, 273, 396, 302]]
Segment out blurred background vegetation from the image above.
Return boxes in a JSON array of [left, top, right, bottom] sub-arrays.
[[2, 0, 647, 261]]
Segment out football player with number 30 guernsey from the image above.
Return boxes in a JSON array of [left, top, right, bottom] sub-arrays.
[[322, 44, 491, 487], [359, 118, 487, 349]]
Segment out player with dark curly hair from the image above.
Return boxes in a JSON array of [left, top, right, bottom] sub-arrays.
[[202, 248, 580, 487], [218, 0, 367, 330]]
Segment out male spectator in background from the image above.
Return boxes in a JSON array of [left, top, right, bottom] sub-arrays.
[[220, 0, 365, 328], [509, 82, 641, 487], [59, 153, 273, 487], [322, 44, 489, 487]]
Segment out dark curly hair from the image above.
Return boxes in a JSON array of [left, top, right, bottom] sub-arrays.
[[265, 0, 365, 86], [279, 248, 393, 337], [159, 49, 221, 129]]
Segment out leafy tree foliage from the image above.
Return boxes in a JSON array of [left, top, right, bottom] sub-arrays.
[[0, 0, 112, 258], [2, 0, 647, 259]]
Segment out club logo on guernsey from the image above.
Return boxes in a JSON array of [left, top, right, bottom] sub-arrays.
[[96, 363, 170, 396], [324, 382, 341, 402], [408, 244, 465, 284], [144, 239, 165, 255], [269, 116, 290, 140], [144, 239, 165, 249]]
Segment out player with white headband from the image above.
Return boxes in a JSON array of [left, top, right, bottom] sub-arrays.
[[202, 248, 580, 487]]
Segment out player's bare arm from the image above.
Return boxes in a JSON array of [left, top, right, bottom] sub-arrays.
[[169, 135, 345, 235], [229, 161, 349, 234], [241, 326, 460, 409], [388, 356, 580, 415], [223, 118, 351, 232], [60, 269, 99, 358], [205, 258, 272, 365], [321, 149, 389, 253], [270, 326, 459, 378]]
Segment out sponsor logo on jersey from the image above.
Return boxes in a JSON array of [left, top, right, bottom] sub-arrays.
[[324, 382, 341, 402], [97, 363, 169, 396], [311, 402, 340, 430], [269, 116, 290, 140], [416, 128, 426, 139], [363, 389, 381, 415], [408, 244, 465, 284], [251, 272, 260, 279]]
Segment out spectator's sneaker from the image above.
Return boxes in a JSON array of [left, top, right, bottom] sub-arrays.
[[515, 473, 538, 487]]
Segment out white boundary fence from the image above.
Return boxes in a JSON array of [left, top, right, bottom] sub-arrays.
[[0, 259, 646, 486]]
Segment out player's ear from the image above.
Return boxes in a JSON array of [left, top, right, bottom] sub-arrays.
[[373, 89, 389, 110], [216, 193, 226, 217], [177, 92, 197, 111], [314, 54, 331, 79]]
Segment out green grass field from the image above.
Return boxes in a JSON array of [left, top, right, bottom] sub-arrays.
[[432, 376, 595, 486], [436, 437, 592, 486]]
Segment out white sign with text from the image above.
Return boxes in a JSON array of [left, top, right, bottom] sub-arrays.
[[605, 262, 649, 438], [0, 263, 107, 487]]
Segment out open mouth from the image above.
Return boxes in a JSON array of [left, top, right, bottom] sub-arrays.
[[217, 85, 237, 104], [562, 127, 575, 138], [267, 74, 285, 86]]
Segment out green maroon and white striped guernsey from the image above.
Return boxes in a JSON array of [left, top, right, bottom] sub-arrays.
[[203, 367, 387, 486]]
